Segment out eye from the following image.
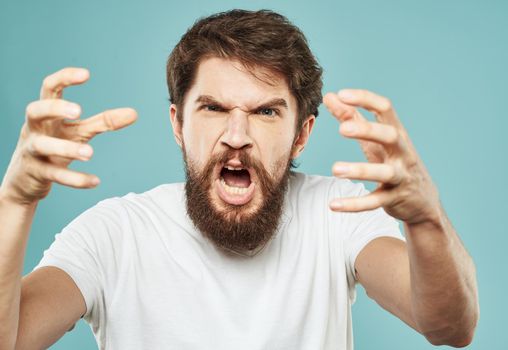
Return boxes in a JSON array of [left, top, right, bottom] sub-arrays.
[[257, 108, 277, 117], [203, 105, 223, 112]]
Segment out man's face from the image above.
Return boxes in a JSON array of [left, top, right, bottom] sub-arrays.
[[170, 57, 313, 255]]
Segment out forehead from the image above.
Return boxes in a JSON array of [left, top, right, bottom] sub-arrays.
[[186, 57, 296, 109]]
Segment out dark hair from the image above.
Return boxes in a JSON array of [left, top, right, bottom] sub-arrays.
[[166, 9, 323, 130]]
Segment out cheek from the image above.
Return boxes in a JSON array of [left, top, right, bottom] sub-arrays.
[[183, 120, 221, 164], [254, 128, 294, 172]]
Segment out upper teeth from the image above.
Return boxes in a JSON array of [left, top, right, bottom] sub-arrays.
[[225, 165, 244, 171]]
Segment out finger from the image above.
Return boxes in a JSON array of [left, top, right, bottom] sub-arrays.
[[339, 119, 402, 149], [329, 189, 389, 212], [28, 135, 93, 161], [323, 92, 359, 122], [332, 162, 401, 185], [337, 89, 401, 126], [34, 161, 100, 189], [26, 99, 82, 123], [71, 108, 138, 139], [40, 67, 90, 100]]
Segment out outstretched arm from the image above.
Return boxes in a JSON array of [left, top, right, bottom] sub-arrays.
[[0, 67, 137, 349], [323, 89, 479, 347]]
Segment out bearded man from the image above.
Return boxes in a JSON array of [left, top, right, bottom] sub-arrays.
[[0, 9, 478, 350]]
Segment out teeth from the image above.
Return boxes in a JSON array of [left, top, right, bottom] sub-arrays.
[[225, 165, 244, 171], [220, 177, 249, 195]]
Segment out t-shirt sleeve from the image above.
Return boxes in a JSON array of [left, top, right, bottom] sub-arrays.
[[33, 199, 123, 326], [335, 180, 405, 292]]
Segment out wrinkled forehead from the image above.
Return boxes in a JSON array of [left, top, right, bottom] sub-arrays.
[[186, 57, 296, 110]]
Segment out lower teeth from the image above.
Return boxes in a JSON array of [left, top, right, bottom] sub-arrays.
[[220, 178, 248, 195]]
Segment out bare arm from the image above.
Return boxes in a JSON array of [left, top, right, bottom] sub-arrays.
[[0, 197, 37, 348], [356, 223, 478, 347], [323, 89, 479, 346], [0, 67, 137, 349]]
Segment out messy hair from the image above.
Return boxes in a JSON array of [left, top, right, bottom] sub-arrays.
[[166, 9, 323, 131]]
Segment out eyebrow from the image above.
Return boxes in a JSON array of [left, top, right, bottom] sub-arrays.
[[195, 95, 288, 112]]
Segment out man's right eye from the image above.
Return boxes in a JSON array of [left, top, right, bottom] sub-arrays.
[[204, 105, 222, 112]]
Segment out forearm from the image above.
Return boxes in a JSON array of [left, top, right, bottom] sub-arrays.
[[406, 208, 479, 347], [0, 188, 37, 348]]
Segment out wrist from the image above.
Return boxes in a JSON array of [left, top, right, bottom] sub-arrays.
[[405, 203, 447, 231], [0, 186, 39, 210]]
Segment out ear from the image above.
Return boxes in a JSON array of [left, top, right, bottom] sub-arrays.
[[291, 115, 316, 159], [169, 104, 183, 148]]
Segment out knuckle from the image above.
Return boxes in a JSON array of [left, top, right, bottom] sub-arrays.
[[363, 121, 373, 134], [387, 165, 398, 182], [25, 101, 37, 118], [102, 111, 116, 130], [50, 168, 62, 183], [387, 126, 399, 144], [356, 164, 367, 178], [404, 152, 418, 168], [30, 137, 42, 154], [42, 76, 54, 90]]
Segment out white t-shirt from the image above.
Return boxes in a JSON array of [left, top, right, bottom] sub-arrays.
[[35, 172, 403, 350]]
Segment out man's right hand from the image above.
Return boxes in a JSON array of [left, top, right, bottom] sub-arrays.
[[1, 67, 138, 205]]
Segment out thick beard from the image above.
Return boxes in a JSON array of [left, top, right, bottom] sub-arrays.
[[184, 147, 292, 257]]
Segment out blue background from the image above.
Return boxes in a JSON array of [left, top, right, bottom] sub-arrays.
[[1, 0, 506, 349]]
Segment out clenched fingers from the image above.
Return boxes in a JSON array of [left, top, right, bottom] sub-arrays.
[[26, 99, 82, 123], [40, 67, 90, 100], [337, 89, 401, 127], [329, 189, 390, 212], [28, 135, 93, 161], [33, 160, 100, 188], [332, 162, 402, 185], [339, 119, 403, 150], [69, 108, 138, 139], [323, 92, 359, 123]]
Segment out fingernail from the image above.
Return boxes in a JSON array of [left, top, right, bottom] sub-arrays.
[[91, 177, 100, 186], [341, 123, 356, 134], [338, 90, 355, 101], [78, 146, 92, 157], [67, 104, 81, 117]]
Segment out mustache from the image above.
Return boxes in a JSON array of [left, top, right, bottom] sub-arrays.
[[214, 149, 258, 169], [186, 148, 285, 198]]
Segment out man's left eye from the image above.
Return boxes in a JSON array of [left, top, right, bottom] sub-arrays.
[[258, 108, 276, 117]]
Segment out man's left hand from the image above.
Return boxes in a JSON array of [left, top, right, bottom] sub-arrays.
[[323, 89, 441, 225]]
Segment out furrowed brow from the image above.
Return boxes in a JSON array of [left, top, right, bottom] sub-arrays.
[[254, 98, 288, 111], [194, 95, 288, 112], [195, 95, 222, 106]]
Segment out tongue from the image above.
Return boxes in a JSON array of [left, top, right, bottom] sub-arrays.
[[222, 169, 251, 188]]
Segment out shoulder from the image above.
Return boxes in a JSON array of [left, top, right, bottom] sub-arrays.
[[97, 182, 184, 211], [65, 183, 186, 232]]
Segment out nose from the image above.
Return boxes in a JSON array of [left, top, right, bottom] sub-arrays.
[[220, 109, 253, 150]]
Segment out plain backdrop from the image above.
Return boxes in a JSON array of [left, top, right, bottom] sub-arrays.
[[1, 0, 507, 349]]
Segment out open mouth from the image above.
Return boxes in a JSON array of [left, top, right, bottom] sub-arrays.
[[214, 163, 256, 206], [220, 165, 252, 194]]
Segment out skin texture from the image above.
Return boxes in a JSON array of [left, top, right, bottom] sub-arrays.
[[0, 59, 478, 349]]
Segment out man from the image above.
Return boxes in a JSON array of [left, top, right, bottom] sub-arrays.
[[0, 9, 478, 350]]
